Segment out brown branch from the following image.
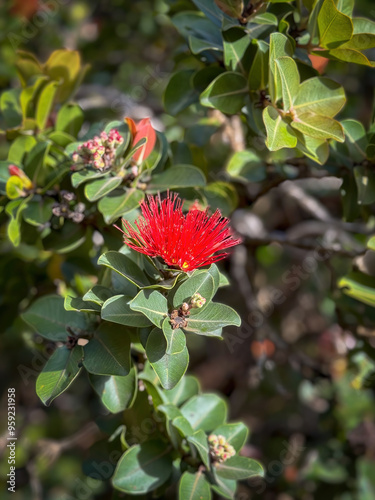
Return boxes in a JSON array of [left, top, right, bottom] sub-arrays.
[[36, 422, 103, 465], [242, 235, 366, 258]]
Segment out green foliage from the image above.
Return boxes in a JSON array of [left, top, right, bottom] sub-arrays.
[[36, 346, 83, 406], [2, 0, 375, 498]]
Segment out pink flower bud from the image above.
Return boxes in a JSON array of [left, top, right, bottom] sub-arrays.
[[8, 164, 22, 177]]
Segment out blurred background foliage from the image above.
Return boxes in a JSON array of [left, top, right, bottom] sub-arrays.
[[1, 0, 375, 499]]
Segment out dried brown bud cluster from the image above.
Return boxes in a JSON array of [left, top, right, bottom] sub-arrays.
[[170, 305, 190, 330], [52, 191, 85, 223]]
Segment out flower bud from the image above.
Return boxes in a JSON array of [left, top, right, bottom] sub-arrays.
[[8, 165, 22, 177], [181, 302, 190, 313], [208, 434, 236, 463], [190, 292, 206, 309], [8, 165, 33, 190], [72, 128, 123, 170]]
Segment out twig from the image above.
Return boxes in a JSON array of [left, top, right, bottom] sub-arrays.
[[26, 461, 43, 500], [242, 235, 366, 258], [36, 422, 103, 465]]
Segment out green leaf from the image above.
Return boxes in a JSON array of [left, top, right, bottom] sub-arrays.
[[214, 456, 264, 480], [101, 295, 152, 327], [98, 251, 151, 288], [112, 440, 173, 494], [269, 33, 294, 104], [36, 346, 83, 406], [6, 197, 30, 247], [43, 220, 86, 254], [200, 72, 248, 114], [185, 302, 240, 336], [181, 394, 227, 432], [71, 168, 107, 187], [0, 161, 12, 193], [172, 416, 195, 437], [275, 56, 300, 111], [354, 166, 375, 205], [193, 67, 225, 94], [189, 35, 222, 54], [164, 70, 198, 115], [1, 89, 22, 129], [263, 106, 297, 151], [345, 18, 375, 50], [308, 0, 324, 43], [7, 136, 37, 164], [291, 113, 344, 142], [187, 429, 210, 467], [15, 51, 42, 86], [55, 103, 84, 136], [84, 176, 123, 202], [317, 0, 353, 49], [214, 0, 244, 18], [172, 11, 222, 45], [22, 197, 54, 226], [192, 0, 234, 27], [248, 40, 269, 91], [48, 130, 76, 148], [44, 49, 86, 102], [333, 0, 354, 16], [98, 189, 144, 224], [146, 321, 189, 389], [212, 422, 249, 451], [130, 290, 168, 327], [164, 375, 201, 406], [338, 272, 375, 307], [22, 295, 88, 341], [24, 140, 51, 182], [295, 132, 329, 165], [226, 150, 267, 183], [158, 404, 182, 422], [211, 471, 237, 499], [293, 77, 346, 117], [223, 27, 252, 75], [157, 405, 185, 448], [83, 322, 131, 376], [179, 471, 212, 500], [20, 77, 46, 118], [83, 285, 114, 306], [173, 273, 215, 309], [341, 119, 367, 162], [148, 165, 206, 191], [89, 366, 137, 413], [36, 81, 60, 130], [321, 46, 375, 67], [64, 296, 101, 313]]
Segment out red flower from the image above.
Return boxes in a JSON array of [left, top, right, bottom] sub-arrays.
[[118, 193, 241, 272], [125, 117, 157, 164]]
